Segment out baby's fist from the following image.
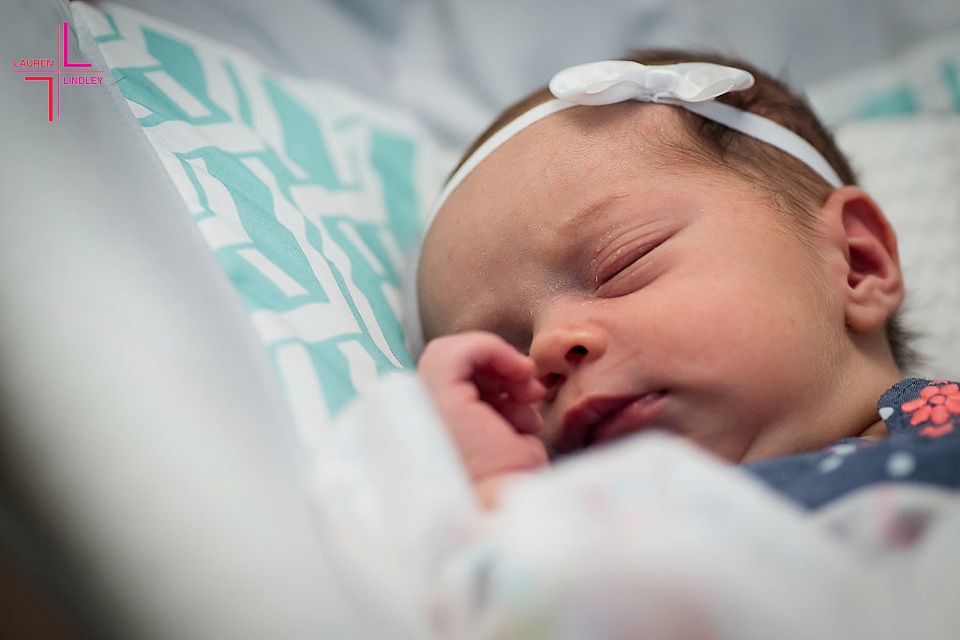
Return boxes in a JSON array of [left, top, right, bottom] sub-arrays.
[[418, 332, 549, 495]]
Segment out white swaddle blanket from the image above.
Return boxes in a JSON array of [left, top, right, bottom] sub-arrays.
[[312, 374, 960, 640]]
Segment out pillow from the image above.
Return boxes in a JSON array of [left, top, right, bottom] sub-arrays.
[[73, 2, 454, 437], [808, 29, 960, 124]]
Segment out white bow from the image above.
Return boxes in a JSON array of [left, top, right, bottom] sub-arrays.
[[549, 60, 755, 105]]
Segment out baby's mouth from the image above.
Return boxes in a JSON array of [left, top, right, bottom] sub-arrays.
[[556, 390, 667, 454]]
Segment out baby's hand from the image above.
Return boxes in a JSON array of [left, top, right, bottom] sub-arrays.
[[418, 332, 549, 506]]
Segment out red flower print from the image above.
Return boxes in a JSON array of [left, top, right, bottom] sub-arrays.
[[901, 381, 960, 437]]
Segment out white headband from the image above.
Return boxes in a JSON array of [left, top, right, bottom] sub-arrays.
[[405, 60, 844, 356]]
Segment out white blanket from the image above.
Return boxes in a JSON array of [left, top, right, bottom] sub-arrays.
[[313, 374, 960, 639]]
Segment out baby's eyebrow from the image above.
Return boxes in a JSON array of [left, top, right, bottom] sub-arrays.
[[555, 193, 630, 240]]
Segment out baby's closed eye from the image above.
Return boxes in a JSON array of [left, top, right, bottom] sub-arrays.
[[593, 237, 668, 297]]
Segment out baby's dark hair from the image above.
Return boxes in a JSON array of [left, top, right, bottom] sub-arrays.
[[453, 48, 919, 371]]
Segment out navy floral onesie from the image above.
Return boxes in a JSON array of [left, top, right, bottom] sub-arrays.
[[742, 378, 960, 509]]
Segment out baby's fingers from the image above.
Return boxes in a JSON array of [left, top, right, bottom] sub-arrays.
[[420, 331, 538, 388], [487, 393, 545, 436], [475, 368, 545, 404], [419, 331, 545, 435]]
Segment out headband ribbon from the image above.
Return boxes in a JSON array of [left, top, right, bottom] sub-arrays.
[[406, 61, 844, 356]]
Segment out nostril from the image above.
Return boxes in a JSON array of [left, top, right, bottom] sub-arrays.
[[565, 345, 588, 364]]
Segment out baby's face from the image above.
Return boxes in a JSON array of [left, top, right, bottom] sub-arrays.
[[419, 102, 849, 463]]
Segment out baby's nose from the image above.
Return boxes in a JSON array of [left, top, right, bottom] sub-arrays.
[[530, 325, 606, 396]]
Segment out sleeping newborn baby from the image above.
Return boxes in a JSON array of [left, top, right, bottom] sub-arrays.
[[410, 48, 960, 509]]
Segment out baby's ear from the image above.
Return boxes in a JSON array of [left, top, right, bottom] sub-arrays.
[[820, 186, 904, 333]]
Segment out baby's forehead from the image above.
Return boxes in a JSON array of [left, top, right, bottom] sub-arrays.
[[424, 104, 706, 254], [418, 104, 710, 285], [503, 101, 691, 170], [559, 99, 689, 138], [455, 102, 689, 199]]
